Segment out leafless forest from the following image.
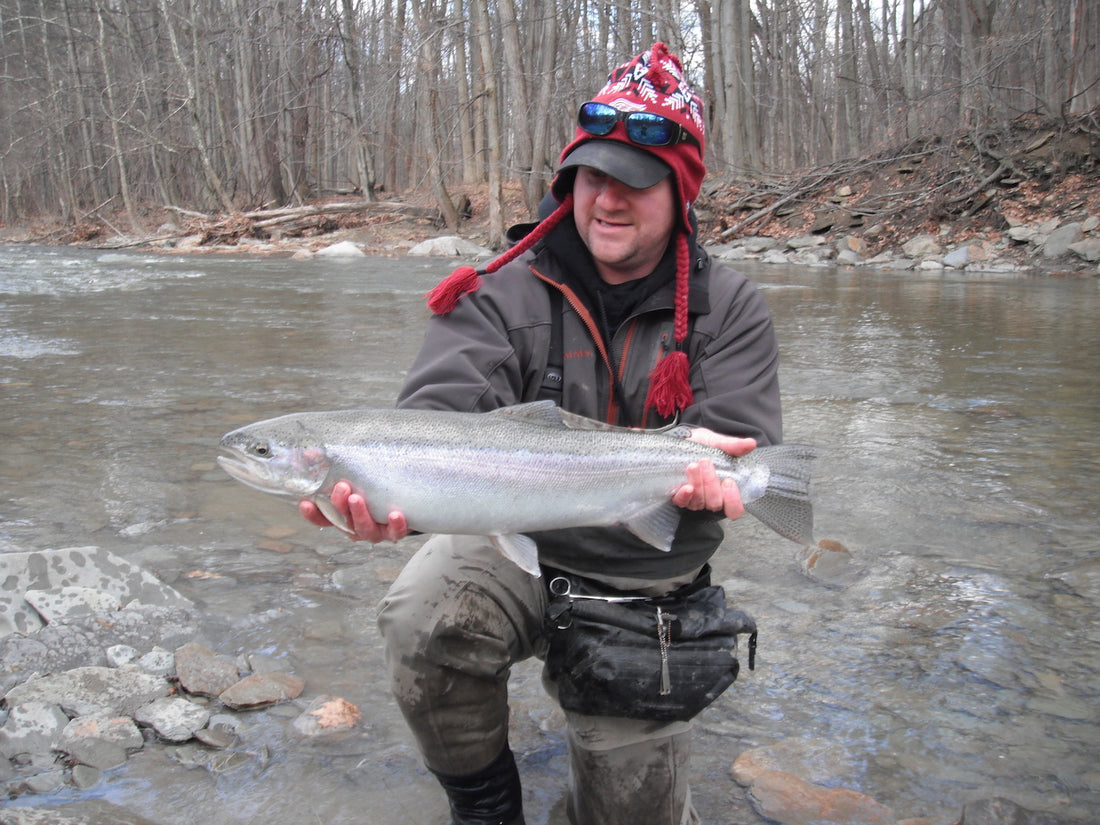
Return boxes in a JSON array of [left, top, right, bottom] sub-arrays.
[[1, 0, 1096, 244]]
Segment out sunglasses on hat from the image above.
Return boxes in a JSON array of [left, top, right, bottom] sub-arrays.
[[578, 101, 698, 148]]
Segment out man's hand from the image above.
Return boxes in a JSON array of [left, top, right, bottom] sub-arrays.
[[299, 480, 409, 543], [670, 429, 757, 521]]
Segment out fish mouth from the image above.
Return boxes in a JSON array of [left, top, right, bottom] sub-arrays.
[[217, 453, 282, 494]]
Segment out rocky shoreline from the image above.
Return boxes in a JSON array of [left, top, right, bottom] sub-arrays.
[[0, 547, 1075, 825], [706, 213, 1100, 277], [146, 205, 1099, 282]]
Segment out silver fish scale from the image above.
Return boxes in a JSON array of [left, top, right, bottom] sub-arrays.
[[219, 402, 815, 554]]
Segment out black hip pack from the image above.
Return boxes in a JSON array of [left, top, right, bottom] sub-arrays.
[[543, 566, 757, 722]]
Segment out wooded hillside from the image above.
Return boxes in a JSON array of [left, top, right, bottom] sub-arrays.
[[2, 0, 1096, 247]]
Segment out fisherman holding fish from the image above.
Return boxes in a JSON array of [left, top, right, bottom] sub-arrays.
[[300, 43, 787, 825]]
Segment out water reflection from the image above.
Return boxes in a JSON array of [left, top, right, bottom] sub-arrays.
[[1, 246, 1097, 823]]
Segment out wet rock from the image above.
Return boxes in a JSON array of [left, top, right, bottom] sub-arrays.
[[960, 797, 1065, 825], [218, 671, 305, 710], [70, 763, 102, 789], [1046, 560, 1100, 600], [732, 737, 856, 786], [746, 768, 895, 825], [133, 696, 211, 742], [0, 547, 193, 637], [291, 695, 363, 737], [136, 647, 175, 677], [798, 539, 867, 588], [56, 715, 143, 770], [0, 799, 163, 824], [193, 725, 236, 749], [23, 587, 122, 623], [23, 769, 66, 793], [0, 701, 70, 760], [0, 636, 50, 693], [105, 644, 138, 667], [173, 641, 239, 697], [4, 666, 169, 717]]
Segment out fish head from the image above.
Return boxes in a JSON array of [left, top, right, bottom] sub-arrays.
[[217, 417, 331, 498]]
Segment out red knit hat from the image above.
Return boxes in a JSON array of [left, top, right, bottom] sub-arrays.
[[426, 42, 706, 419]]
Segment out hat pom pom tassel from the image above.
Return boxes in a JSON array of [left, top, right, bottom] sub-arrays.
[[645, 350, 693, 417], [426, 265, 482, 315]]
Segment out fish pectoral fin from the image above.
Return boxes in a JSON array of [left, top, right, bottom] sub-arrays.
[[314, 496, 356, 536], [621, 501, 682, 552], [490, 534, 542, 577]]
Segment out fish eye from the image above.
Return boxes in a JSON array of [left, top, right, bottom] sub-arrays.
[[252, 444, 271, 457]]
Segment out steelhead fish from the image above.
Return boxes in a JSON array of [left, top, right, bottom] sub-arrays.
[[218, 400, 815, 576]]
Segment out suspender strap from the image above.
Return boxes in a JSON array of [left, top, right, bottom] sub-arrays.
[[538, 287, 564, 401]]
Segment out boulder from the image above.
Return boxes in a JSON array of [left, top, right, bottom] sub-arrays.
[[1041, 222, 1083, 258], [408, 236, 493, 258], [0, 547, 192, 637], [315, 240, 364, 257], [901, 234, 943, 257], [1068, 238, 1100, 262], [4, 666, 169, 718]]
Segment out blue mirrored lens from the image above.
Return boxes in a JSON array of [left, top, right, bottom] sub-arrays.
[[578, 102, 618, 136], [625, 113, 674, 146], [578, 102, 678, 146]]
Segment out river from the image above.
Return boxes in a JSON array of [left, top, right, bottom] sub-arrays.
[[1, 245, 1097, 823]]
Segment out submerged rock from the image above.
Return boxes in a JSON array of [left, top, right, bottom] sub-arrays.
[[292, 695, 362, 737], [219, 671, 305, 710], [746, 768, 895, 825], [55, 715, 144, 770]]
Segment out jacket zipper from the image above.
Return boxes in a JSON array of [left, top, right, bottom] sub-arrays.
[[531, 269, 621, 424]]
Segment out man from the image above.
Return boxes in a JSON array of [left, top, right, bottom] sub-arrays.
[[302, 43, 781, 825]]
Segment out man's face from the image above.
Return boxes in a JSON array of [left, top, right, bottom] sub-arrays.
[[572, 166, 677, 285]]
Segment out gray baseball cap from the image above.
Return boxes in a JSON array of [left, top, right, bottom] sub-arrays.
[[555, 140, 671, 191]]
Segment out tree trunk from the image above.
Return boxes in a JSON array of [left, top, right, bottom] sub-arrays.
[[469, 0, 505, 247]]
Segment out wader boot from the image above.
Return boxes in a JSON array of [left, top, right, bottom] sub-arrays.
[[431, 745, 526, 825]]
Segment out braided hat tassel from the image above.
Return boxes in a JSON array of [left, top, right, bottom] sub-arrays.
[[425, 195, 574, 316], [644, 234, 694, 417]]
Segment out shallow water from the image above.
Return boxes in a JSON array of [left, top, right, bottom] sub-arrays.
[[1, 246, 1097, 823]]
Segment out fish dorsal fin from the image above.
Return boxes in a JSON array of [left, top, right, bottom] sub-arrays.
[[557, 409, 686, 435], [490, 400, 568, 428], [492, 401, 684, 437]]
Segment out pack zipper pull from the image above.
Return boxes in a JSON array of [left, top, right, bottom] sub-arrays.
[[657, 607, 674, 695]]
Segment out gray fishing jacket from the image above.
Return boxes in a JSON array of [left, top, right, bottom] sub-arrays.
[[397, 218, 782, 581]]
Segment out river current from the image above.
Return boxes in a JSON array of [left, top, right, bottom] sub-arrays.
[[1, 245, 1097, 823]]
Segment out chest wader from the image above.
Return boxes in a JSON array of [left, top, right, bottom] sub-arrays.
[[430, 744, 526, 825]]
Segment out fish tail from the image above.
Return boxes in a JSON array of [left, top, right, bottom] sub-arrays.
[[742, 444, 816, 545]]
